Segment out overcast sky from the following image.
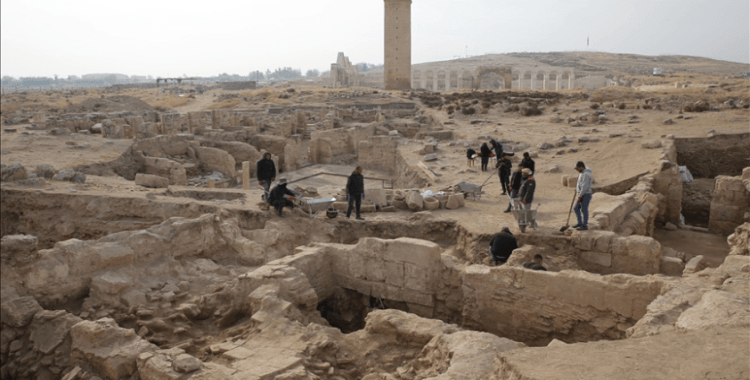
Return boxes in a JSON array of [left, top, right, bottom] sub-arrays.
[[1, 0, 748, 78]]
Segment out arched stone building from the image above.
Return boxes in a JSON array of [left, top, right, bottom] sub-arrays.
[[411, 65, 576, 91]]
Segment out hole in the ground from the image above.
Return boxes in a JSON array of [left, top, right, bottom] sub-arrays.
[[681, 178, 714, 227], [675, 133, 749, 178], [317, 288, 410, 334]]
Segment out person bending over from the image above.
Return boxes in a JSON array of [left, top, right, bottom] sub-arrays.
[[489, 227, 518, 265], [268, 178, 295, 217]]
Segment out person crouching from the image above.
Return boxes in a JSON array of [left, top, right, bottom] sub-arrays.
[[268, 178, 296, 217], [489, 227, 519, 265]]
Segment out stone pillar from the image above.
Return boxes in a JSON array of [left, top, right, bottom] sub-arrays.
[[543, 74, 547, 90], [421, 76, 425, 89], [569, 75, 573, 89], [445, 75, 450, 92], [242, 161, 250, 190], [433, 77, 438, 92], [556, 76, 560, 91], [384, 0, 412, 90]]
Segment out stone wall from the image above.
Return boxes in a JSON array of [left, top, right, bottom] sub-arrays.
[[708, 168, 750, 234], [220, 81, 257, 91], [590, 175, 661, 236], [271, 236, 667, 345], [358, 136, 400, 173], [518, 230, 662, 276], [461, 265, 666, 345]]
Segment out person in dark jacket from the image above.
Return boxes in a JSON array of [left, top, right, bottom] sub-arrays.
[[466, 148, 477, 167], [268, 178, 295, 217], [479, 143, 492, 171], [256, 152, 276, 193], [522, 254, 547, 271], [490, 139, 504, 158], [520, 152, 535, 174], [497, 153, 513, 195], [504, 163, 525, 213], [346, 166, 365, 220], [489, 227, 518, 265], [518, 168, 535, 210]]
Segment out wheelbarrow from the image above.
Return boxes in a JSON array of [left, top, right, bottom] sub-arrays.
[[295, 197, 338, 219], [510, 197, 540, 233], [456, 182, 483, 200]]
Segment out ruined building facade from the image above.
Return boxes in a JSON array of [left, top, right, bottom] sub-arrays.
[[330, 53, 361, 88], [384, 0, 412, 90]]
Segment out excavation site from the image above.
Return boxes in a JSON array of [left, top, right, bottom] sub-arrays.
[[2, 2, 750, 379]]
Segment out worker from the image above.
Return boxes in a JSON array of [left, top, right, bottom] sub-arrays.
[[520, 152, 536, 174], [268, 178, 296, 217], [489, 227, 518, 265], [490, 139, 504, 158], [518, 168, 535, 210], [504, 163, 525, 213], [256, 152, 276, 194], [466, 148, 477, 167], [479, 143, 492, 171], [523, 254, 547, 271], [346, 166, 365, 220], [573, 161, 593, 231], [497, 152, 512, 195]]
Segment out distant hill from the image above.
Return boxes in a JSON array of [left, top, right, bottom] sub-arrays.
[[362, 52, 749, 83]]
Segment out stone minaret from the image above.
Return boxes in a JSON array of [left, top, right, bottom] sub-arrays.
[[384, 0, 412, 90]]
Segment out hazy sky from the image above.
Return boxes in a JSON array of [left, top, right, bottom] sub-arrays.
[[1, 0, 748, 78]]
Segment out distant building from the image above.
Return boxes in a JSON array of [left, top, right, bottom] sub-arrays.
[[330, 53, 361, 87], [743, 72, 750, 78], [653, 68, 663, 76]]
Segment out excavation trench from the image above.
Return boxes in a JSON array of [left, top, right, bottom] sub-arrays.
[[2, 188, 666, 359]]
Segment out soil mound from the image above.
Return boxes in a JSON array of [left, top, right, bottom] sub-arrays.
[[66, 95, 154, 113]]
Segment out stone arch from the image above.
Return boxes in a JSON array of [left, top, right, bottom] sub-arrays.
[[549, 71, 559, 90], [536, 71, 546, 90], [460, 70, 472, 89], [479, 72, 504, 90], [425, 70, 435, 91], [560, 71, 573, 89], [449, 71, 459, 90], [473, 66, 513, 91], [523, 71, 533, 89], [437, 70, 448, 91], [412, 70, 422, 89], [512, 71, 521, 89]]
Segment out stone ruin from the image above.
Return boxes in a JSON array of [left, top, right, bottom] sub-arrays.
[[1, 78, 749, 380]]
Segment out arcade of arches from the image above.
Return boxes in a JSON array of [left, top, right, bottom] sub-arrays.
[[411, 66, 576, 91]]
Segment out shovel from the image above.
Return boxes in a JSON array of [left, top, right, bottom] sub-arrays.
[[560, 191, 578, 232]]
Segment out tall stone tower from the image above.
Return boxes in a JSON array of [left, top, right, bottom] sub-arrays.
[[384, 0, 412, 90]]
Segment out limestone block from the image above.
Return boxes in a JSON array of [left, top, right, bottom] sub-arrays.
[[70, 318, 157, 380], [424, 144, 435, 153], [135, 173, 169, 188], [710, 203, 742, 222], [404, 262, 432, 293], [0, 234, 39, 266], [383, 238, 441, 269], [611, 236, 661, 275], [455, 193, 465, 207], [193, 146, 238, 179], [172, 353, 203, 373], [423, 197, 439, 210], [1, 295, 43, 327], [365, 189, 390, 206], [392, 199, 409, 210], [29, 310, 82, 355], [561, 175, 572, 187], [406, 191, 424, 211], [675, 290, 750, 330], [384, 261, 405, 287], [445, 195, 460, 210], [92, 272, 133, 295], [567, 176, 578, 187], [683, 255, 708, 275], [424, 153, 438, 161], [35, 164, 58, 179], [581, 251, 612, 267], [660, 256, 685, 276]]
